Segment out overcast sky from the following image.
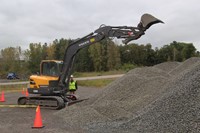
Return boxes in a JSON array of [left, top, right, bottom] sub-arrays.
[[0, 0, 200, 51]]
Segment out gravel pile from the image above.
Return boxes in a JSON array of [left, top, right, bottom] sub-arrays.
[[56, 57, 200, 133]]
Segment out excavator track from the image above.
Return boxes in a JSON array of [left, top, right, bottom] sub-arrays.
[[18, 96, 65, 110]]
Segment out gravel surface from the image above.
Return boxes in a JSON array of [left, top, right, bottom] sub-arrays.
[[56, 57, 200, 132]]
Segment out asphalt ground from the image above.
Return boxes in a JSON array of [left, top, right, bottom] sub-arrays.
[[0, 86, 102, 133]]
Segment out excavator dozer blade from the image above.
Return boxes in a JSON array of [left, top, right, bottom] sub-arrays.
[[139, 13, 164, 30], [67, 98, 89, 106]]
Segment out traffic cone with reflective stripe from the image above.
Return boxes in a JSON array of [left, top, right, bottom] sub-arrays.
[[25, 89, 29, 97], [0, 91, 5, 102], [32, 105, 44, 128], [21, 88, 25, 95]]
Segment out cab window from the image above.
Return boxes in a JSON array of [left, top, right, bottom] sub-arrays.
[[41, 62, 59, 76]]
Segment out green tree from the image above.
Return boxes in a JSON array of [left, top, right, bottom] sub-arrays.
[[53, 38, 72, 60], [181, 43, 196, 60], [74, 47, 94, 72], [157, 41, 197, 62], [156, 45, 172, 62], [107, 42, 121, 70], [46, 43, 56, 60], [41, 43, 48, 60], [88, 42, 102, 71], [119, 43, 146, 65], [144, 43, 156, 66], [0, 47, 21, 73], [28, 43, 43, 73], [119, 44, 133, 64], [88, 39, 119, 71]]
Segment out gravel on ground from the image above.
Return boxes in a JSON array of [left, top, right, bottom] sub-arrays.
[[56, 57, 200, 133]]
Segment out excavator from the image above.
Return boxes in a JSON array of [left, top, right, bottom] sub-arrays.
[[18, 14, 163, 109]]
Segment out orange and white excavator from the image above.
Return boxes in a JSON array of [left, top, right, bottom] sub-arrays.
[[18, 14, 163, 109]]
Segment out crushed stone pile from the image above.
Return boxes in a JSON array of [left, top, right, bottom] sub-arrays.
[[56, 57, 200, 132]]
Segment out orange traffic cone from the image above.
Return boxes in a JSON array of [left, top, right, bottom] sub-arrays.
[[25, 89, 29, 97], [32, 105, 44, 128], [0, 91, 5, 102], [21, 88, 25, 95]]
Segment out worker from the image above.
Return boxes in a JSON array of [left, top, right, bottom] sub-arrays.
[[50, 65, 57, 76], [69, 75, 78, 95]]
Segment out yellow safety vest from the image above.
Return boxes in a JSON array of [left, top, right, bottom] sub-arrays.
[[69, 81, 76, 91]]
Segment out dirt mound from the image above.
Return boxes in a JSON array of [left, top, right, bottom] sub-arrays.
[[56, 57, 200, 132]]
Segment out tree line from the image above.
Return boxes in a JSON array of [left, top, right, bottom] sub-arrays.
[[0, 39, 199, 78]]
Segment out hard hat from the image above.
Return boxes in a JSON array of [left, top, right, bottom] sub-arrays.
[[70, 75, 73, 78]]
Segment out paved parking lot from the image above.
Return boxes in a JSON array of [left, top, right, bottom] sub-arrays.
[[0, 86, 102, 133]]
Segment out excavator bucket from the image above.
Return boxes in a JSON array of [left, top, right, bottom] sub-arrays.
[[138, 13, 164, 30]]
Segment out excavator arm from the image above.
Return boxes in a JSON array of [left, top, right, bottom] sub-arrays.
[[57, 13, 163, 94]]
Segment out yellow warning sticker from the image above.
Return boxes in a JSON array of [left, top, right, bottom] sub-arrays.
[[90, 38, 95, 42]]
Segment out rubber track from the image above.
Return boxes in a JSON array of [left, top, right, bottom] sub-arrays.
[[18, 96, 65, 110]]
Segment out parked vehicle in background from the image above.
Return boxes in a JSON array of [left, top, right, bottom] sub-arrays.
[[7, 72, 19, 80]]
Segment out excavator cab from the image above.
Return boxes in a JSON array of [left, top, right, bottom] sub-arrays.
[[29, 60, 63, 91], [41, 60, 63, 76]]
